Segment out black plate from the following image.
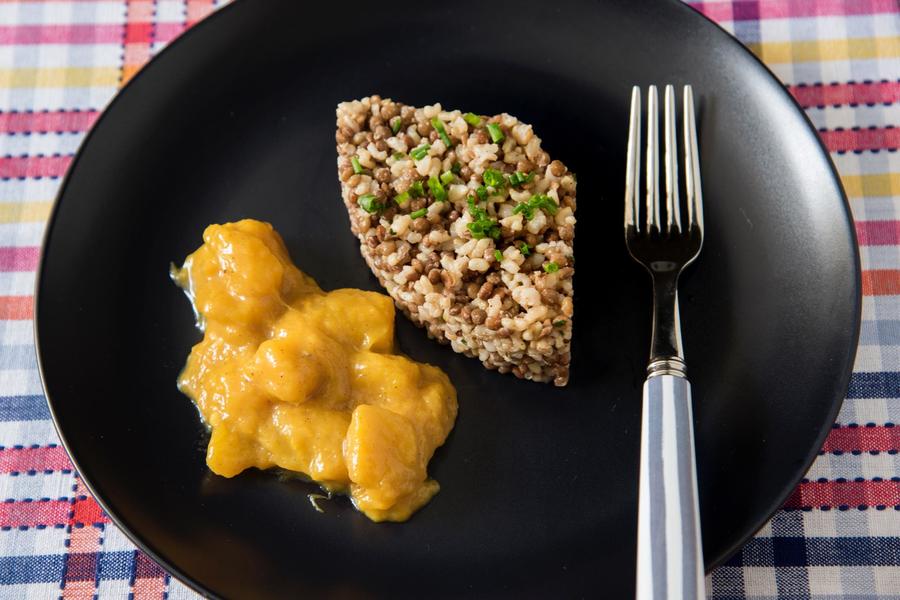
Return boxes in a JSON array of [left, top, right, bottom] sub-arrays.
[[36, 0, 860, 597]]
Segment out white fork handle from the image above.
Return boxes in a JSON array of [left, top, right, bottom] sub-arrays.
[[636, 375, 705, 600]]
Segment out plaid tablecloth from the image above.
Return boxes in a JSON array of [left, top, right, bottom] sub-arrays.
[[0, 0, 896, 597]]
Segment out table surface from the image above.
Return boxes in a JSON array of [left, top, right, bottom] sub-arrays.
[[0, 0, 897, 598]]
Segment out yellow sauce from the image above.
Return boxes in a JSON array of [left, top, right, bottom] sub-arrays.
[[172, 219, 457, 521]]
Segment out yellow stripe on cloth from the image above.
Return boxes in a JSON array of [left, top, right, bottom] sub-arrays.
[[0, 67, 120, 88], [841, 173, 900, 199], [748, 36, 900, 64], [0, 202, 53, 224]]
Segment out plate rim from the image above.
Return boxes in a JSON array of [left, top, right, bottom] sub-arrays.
[[673, 0, 863, 573], [32, 0, 862, 595]]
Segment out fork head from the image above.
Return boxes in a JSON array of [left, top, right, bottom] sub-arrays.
[[625, 85, 704, 274]]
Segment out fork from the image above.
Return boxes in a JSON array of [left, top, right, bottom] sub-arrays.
[[626, 84, 705, 600]]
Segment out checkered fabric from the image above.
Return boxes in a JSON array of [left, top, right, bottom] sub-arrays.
[[0, 0, 895, 597]]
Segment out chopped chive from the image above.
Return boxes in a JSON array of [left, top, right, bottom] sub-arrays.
[[532, 194, 559, 215], [513, 194, 558, 220], [509, 171, 535, 187], [519, 242, 531, 257], [451, 162, 461, 174], [394, 191, 411, 205], [410, 208, 427, 219], [392, 151, 406, 160], [476, 185, 488, 200], [427, 175, 448, 202], [494, 249, 503, 262], [553, 320, 567, 327], [390, 117, 403, 135], [466, 196, 500, 240], [463, 112, 482, 127], [482, 168, 505, 188], [409, 181, 424, 198], [543, 261, 560, 274], [351, 156, 364, 174], [410, 143, 431, 161], [357, 193, 382, 214], [440, 170, 454, 185], [512, 202, 533, 219], [486, 123, 505, 143], [430, 117, 453, 148]]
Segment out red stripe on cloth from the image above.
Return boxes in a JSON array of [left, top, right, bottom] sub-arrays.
[[862, 270, 900, 296], [0, 247, 39, 272], [0, 155, 72, 179], [123, 21, 154, 45], [154, 22, 186, 44], [0, 110, 99, 134], [857, 221, 900, 246], [0, 296, 33, 320], [0, 23, 187, 46], [71, 495, 106, 525], [0, 446, 72, 473], [823, 426, 900, 453], [0, 499, 70, 528], [819, 127, 899, 153], [186, 0, 217, 26], [0, 498, 109, 528], [0, 24, 119, 45], [784, 479, 900, 509], [790, 80, 900, 108], [691, 0, 899, 21]]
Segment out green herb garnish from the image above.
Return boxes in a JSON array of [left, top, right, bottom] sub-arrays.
[[513, 194, 559, 219], [440, 170, 454, 186], [410, 143, 431, 161], [482, 168, 506, 188], [466, 196, 501, 240], [519, 242, 531, 257], [409, 180, 425, 198], [553, 320, 567, 327], [357, 193, 382, 214], [430, 117, 453, 148], [392, 151, 406, 160], [508, 171, 535, 187], [410, 208, 427, 219], [394, 191, 411, 205], [494, 249, 504, 261], [543, 261, 560, 274], [463, 112, 482, 127], [351, 156, 365, 174], [476, 185, 488, 200], [486, 123, 505, 143], [428, 175, 448, 202], [451, 162, 461, 174], [390, 117, 403, 135]]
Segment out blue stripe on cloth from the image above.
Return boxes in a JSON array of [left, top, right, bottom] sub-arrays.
[[731, 537, 900, 567], [97, 550, 135, 580], [0, 395, 49, 421], [860, 320, 900, 346], [0, 346, 38, 371], [847, 372, 900, 399], [0, 554, 65, 584]]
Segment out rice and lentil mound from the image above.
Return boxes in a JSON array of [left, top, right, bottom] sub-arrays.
[[335, 95, 576, 386]]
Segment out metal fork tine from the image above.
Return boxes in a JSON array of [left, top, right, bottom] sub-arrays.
[[646, 86, 660, 232], [625, 86, 641, 231], [683, 85, 704, 233], [664, 85, 681, 233]]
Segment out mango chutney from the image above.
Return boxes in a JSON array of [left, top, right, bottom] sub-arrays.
[[172, 219, 458, 522]]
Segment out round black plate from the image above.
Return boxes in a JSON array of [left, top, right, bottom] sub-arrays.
[[36, 0, 860, 597]]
